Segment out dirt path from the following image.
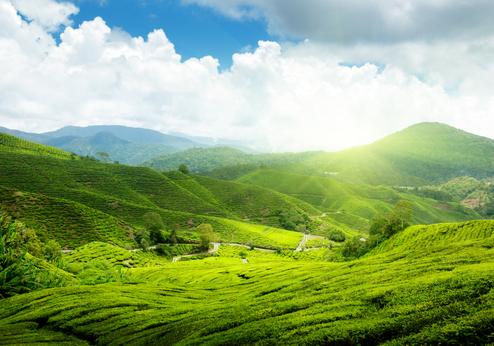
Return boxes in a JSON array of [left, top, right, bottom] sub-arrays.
[[172, 242, 220, 263], [295, 234, 326, 252], [221, 242, 276, 253]]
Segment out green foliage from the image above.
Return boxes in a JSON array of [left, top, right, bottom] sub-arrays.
[[197, 223, 214, 250], [341, 236, 368, 258], [0, 216, 69, 298], [143, 212, 165, 244], [277, 208, 309, 231], [237, 168, 478, 231], [43, 240, 62, 264], [344, 201, 413, 258], [145, 146, 317, 174], [155, 243, 200, 258], [178, 163, 190, 174], [135, 229, 151, 250], [2, 220, 494, 344], [327, 229, 346, 242]]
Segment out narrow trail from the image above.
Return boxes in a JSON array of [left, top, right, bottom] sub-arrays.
[[62, 235, 328, 263], [295, 234, 326, 252], [172, 242, 220, 263]]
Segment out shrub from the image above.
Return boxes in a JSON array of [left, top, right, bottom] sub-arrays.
[[178, 164, 190, 174], [342, 236, 369, 259], [143, 212, 166, 244], [328, 229, 346, 242], [43, 240, 62, 264], [197, 223, 214, 251], [0, 215, 65, 297]]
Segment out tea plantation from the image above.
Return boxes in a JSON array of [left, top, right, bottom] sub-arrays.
[[1, 132, 494, 345], [1, 220, 494, 344]]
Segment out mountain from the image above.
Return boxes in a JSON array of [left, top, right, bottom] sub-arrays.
[[169, 131, 257, 152], [44, 125, 198, 147], [42, 131, 179, 164], [0, 125, 206, 165], [0, 126, 50, 143], [297, 122, 494, 185]]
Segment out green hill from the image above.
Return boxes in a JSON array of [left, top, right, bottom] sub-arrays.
[[144, 146, 317, 174], [0, 186, 135, 248], [238, 168, 480, 231], [300, 122, 494, 185], [0, 136, 312, 248], [0, 133, 75, 160], [1, 220, 493, 344]]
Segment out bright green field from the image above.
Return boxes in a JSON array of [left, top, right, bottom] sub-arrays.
[[1, 220, 494, 345], [238, 168, 480, 231]]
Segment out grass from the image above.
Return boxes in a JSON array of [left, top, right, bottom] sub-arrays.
[[1, 220, 493, 344]]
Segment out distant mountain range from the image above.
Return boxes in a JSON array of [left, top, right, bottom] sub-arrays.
[[0, 125, 252, 165], [3, 122, 494, 185]]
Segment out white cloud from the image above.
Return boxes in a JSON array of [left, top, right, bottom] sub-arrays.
[[1, 0, 494, 152], [11, 0, 78, 32]]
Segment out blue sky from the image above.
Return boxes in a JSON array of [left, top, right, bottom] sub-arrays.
[[2, 0, 494, 151], [72, 0, 272, 67]]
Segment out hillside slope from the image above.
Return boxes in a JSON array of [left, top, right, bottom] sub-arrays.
[[0, 133, 75, 160], [1, 220, 493, 344], [300, 122, 494, 185], [144, 146, 318, 174], [238, 168, 480, 230], [0, 135, 314, 247]]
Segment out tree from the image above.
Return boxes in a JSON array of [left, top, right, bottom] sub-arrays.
[[143, 212, 165, 244], [342, 236, 368, 259], [197, 223, 214, 251], [135, 229, 150, 250], [96, 151, 111, 162], [369, 201, 413, 240], [169, 229, 178, 245], [178, 164, 190, 174], [43, 240, 62, 264]]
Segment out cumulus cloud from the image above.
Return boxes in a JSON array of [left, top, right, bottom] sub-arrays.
[[183, 0, 494, 44], [1, 0, 494, 152], [11, 0, 78, 32]]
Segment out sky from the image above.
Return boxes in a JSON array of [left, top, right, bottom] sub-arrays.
[[1, 0, 494, 152]]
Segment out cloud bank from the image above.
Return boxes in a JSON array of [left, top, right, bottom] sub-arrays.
[[1, 0, 494, 151], [184, 0, 494, 43]]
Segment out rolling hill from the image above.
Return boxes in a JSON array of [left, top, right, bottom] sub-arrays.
[[144, 146, 319, 174], [237, 168, 481, 231], [1, 219, 493, 344], [1, 125, 494, 345], [298, 122, 494, 185], [0, 135, 315, 248]]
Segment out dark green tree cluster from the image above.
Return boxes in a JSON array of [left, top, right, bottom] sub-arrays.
[[277, 209, 310, 232], [327, 229, 346, 242], [197, 223, 215, 251], [0, 215, 63, 298], [342, 201, 413, 259]]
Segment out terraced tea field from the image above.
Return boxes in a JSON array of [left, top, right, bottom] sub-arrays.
[[1, 220, 494, 345]]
